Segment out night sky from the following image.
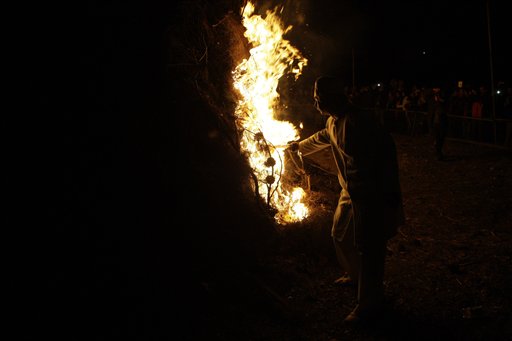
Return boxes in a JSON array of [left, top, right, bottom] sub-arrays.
[[272, 0, 510, 87], [29, 0, 510, 97]]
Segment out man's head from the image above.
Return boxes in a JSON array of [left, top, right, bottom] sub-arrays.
[[314, 76, 350, 117]]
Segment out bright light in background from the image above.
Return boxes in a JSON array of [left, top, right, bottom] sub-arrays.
[[232, 1, 309, 224]]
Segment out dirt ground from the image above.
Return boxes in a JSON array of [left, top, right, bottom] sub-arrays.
[[204, 133, 512, 341]]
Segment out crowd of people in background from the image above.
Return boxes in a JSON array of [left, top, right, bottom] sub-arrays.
[[344, 79, 512, 151]]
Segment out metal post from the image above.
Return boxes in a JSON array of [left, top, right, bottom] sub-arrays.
[[352, 48, 355, 90], [486, 0, 497, 144]]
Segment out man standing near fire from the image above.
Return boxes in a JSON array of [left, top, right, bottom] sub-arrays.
[[289, 76, 405, 324]]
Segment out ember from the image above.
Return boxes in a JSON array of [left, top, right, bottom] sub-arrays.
[[232, 1, 309, 224]]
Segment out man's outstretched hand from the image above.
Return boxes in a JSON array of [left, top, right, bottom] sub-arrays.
[[287, 141, 299, 152]]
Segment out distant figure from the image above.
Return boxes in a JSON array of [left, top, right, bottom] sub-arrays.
[[398, 92, 412, 135], [427, 87, 447, 160], [289, 76, 405, 324], [373, 84, 387, 126], [448, 87, 469, 116], [467, 87, 480, 140]]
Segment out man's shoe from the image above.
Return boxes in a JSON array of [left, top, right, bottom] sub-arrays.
[[343, 303, 385, 325], [334, 273, 356, 287], [343, 309, 362, 324]]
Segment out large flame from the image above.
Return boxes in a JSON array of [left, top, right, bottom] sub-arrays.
[[233, 1, 309, 224]]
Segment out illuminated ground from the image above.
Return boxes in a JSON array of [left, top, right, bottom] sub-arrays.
[[203, 133, 512, 340]]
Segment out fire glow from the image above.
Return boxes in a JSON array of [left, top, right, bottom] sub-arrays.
[[232, 1, 309, 224]]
